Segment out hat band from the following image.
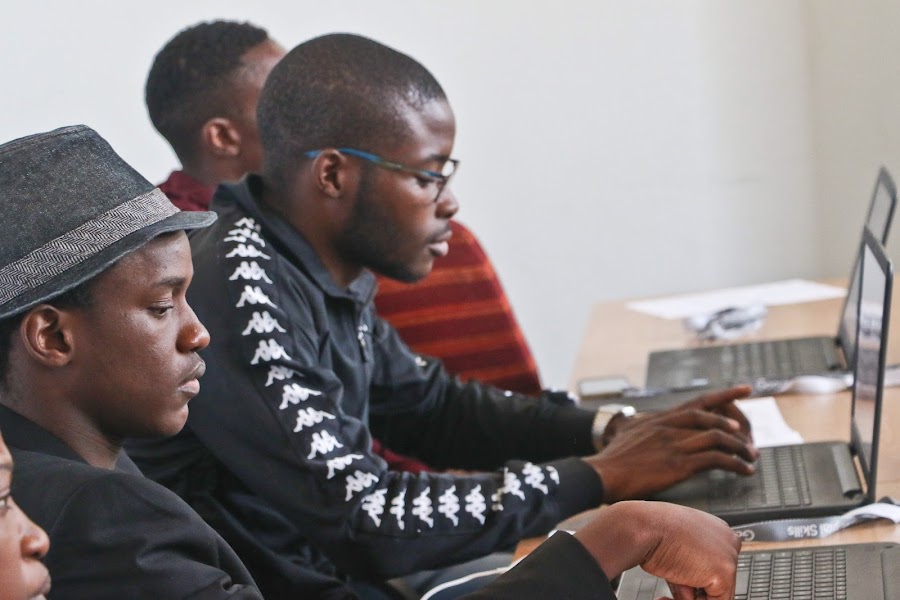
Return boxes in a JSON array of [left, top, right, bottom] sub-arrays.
[[0, 188, 178, 307]]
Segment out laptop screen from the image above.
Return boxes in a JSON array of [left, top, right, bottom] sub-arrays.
[[839, 168, 897, 365], [850, 228, 892, 496]]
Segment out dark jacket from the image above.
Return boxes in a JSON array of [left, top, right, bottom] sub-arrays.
[[0, 405, 261, 600], [128, 176, 604, 597]]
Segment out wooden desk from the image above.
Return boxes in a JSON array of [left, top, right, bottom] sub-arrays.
[[525, 280, 900, 556]]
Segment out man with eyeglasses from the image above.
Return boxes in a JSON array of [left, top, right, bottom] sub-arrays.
[[129, 33, 756, 599]]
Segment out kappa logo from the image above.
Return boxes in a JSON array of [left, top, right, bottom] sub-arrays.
[[390, 490, 407, 530], [224, 227, 266, 247], [307, 431, 344, 459], [250, 339, 291, 365], [412, 489, 434, 528], [236, 285, 276, 308], [522, 463, 549, 494], [345, 470, 379, 501], [226, 244, 271, 260], [465, 485, 487, 525], [265, 365, 298, 387], [234, 217, 261, 231], [279, 383, 323, 410], [361, 489, 387, 527], [229, 261, 273, 283], [243, 311, 286, 336], [438, 486, 460, 526], [293, 407, 336, 432], [547, 466, 560, 485], [492, 469, 526, 511], [326, 454, 364, 479]]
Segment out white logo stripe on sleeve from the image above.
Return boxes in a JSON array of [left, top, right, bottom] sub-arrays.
[[279, 383, 323, 409], [236, 285, 276, 308], [327, 454, 364, 479], [547, 466, 560, 485], [226, 244, 271, 259], [437, 486, 460, 526], [522, 463, 549, 495], [243, 311, 286, 335], [308, 431, 344, 459], [362, 489, 387, 527], [465, 485, 487, 525], [293, 407, 336, 432], [234, 217, 261, 231], [412, 489, 434, 528], [250, 339, 291, 365], [390, 490, 407, 530], [345, 470, 379, 501], [491, 469, 525, 511], [266, 366, 298, 387], [224, 227, 266, 247], [229, 261, 273, 283]]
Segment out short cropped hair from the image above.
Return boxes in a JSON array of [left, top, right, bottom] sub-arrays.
[[146, 20, 270, 164], [257, 33, 447, 188]]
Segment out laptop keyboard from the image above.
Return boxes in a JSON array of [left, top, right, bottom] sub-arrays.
[[709, 446, 812, 511], [718, 339, 835, 382], [736, 548, 847, 599], [647, 337, 840, 388]]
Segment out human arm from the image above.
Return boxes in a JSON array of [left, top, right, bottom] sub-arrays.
[[464, 501, 740, 600], [179, 230, 605, 580]]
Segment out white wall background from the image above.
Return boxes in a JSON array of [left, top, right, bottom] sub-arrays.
[[1, 1, 896, 388]]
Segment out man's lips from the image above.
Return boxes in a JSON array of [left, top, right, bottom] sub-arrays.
[[180, 360, 206, 394], [428, 229, 453, 257]]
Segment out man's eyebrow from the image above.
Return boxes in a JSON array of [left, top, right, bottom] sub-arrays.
[[152, 276, 189, 289], [0, 462, 12, 474]]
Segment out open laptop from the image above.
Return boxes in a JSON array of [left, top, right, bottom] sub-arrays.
[[650, 226, 890, 526], [617, 230, 896, 600], [645, 167, 897, 390], [617, 542, 900, 600]]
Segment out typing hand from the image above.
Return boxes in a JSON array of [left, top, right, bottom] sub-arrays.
[[605, 385, 754, 444], [574, 501, 740, 600], [585, 404, 758, 502]]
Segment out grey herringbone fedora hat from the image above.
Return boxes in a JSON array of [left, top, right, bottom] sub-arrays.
[[0, 125, 216, 319]]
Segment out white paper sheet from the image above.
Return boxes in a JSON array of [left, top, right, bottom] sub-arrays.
[[735, 397, 804, 447], [626, 279, 847, 320]]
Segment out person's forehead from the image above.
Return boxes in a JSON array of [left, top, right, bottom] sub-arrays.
[[393, 98, 456, 153], [95, 232, 190, 286]]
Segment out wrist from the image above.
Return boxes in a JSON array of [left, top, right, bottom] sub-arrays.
[[573, 501, 659, 581]]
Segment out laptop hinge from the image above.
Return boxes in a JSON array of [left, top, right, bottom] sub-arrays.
[[832, 445, 862, 497]]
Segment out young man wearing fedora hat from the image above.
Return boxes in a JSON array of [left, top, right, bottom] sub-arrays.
[[128, 33, 755, 598], [0, 125, 263, 598]]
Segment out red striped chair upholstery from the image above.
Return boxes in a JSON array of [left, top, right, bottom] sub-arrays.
[[375, 221, 542, 395]]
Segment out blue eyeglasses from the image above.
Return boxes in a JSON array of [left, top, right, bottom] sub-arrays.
[[304, 147, 459, 203]]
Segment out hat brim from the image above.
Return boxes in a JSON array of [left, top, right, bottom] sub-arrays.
[[0, 209, 216, 320]]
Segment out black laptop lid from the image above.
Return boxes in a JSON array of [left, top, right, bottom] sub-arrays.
[[838, 167, 897, 366], [850, 226, 892, 503]]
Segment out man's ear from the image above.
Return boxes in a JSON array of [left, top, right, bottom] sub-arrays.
[[201, 117, 242, 158], [19, 305, 76, 368], [309, 149, 351, 199]]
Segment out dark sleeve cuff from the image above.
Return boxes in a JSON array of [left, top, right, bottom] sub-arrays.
[[464, 531, 615, 600], [547, 456, 605, 518]]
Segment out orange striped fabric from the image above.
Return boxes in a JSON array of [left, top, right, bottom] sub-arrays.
[[375, 221, 542, 395]]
